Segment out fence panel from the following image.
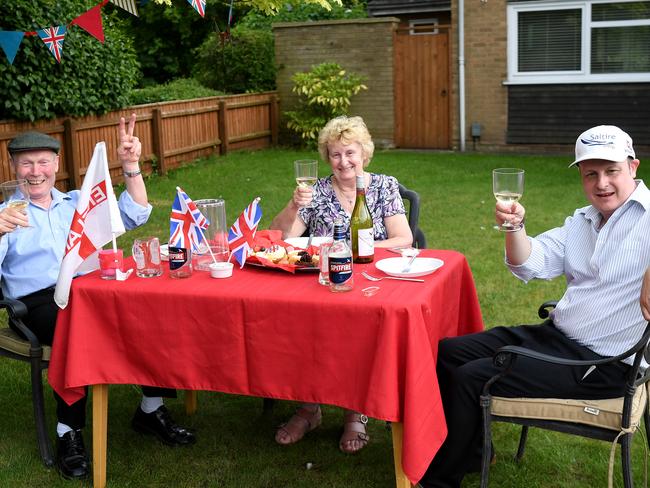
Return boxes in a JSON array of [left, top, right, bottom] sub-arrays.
[[0, 91, 279, 192]]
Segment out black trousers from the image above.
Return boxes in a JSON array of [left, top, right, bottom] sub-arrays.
[[11, 288, 176, 430], [419, 321, 631, 488]]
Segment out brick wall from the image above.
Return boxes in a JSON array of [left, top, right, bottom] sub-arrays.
[[273, 18, 400, 148], [460, 0, 508, 150]]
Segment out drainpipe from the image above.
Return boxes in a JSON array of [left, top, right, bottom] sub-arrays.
[[458, 0, 466, 151]]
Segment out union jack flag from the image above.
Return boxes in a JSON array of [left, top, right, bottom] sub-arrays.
[[38, 25, 66, 63], [187, 0, 206, 17], [169, 187, 210, 252], [228, 198, 262, 268]]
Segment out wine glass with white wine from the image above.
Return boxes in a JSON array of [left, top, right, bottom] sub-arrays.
[[294, 159, 318, 208], [492, 168, 524, 232], [0, 179, 31, 230]]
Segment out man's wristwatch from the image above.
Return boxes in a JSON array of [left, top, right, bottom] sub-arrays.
[[122, 168, 142, 178]]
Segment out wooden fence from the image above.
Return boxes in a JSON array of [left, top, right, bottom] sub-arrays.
[[0, 91, 279, 192]]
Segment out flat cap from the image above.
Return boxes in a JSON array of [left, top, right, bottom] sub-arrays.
[[8, 131, 60, 155]]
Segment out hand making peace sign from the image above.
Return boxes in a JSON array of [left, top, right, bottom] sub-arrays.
[[117, 113, 141, 167]]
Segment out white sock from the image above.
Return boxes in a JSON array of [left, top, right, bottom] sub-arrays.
[[140, 396, 164, 414], [57, 422, 73, 438]]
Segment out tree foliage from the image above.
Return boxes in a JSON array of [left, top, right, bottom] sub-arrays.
[[124, 0, 231, 85], [127, 78, 224, 105], [285, 62, 367, 145], [0, 0, 139, 121], [193, 26, 276, 94], [238, 0, 366, 29]]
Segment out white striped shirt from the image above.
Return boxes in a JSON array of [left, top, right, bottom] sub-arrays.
[[508, 180, 650, 362]]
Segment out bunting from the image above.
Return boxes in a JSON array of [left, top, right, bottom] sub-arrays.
[[187, 0, 206, 17], [3, 0, 217, 65], [110, 0, 139, 17], [71, 4, 105, 43], [0, 31, 25, 65], [37, 26, 67, 63]]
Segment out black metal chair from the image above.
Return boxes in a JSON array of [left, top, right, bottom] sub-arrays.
[[398, 183, 426, 249], [480, 301, 650, 488], [0, 296, 54, 467]]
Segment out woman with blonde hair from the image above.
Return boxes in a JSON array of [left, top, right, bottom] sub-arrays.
[[270, 115, 412, 453]]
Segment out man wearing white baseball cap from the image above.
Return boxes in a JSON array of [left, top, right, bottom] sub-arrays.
[[419, 125, 650, 488]]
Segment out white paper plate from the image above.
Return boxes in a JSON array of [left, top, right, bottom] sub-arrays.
[[375, 257, 444, 278], [284, 236, 332, 249]]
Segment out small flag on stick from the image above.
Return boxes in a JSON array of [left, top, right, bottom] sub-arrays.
[[227, 198, 262, 268]]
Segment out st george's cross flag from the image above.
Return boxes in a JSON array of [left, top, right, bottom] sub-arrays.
[[169, 187, 210, 252], [38, 25, 66, 63], [187, 0, 206, 17], [228, 198, 262, 268], [54, 142, 125, 308]]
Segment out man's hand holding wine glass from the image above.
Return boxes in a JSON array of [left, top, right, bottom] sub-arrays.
[[495, 200, 525, 231]]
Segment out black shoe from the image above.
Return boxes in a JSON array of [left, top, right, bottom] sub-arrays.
[[56, 429, 90, 480], [131, 405, 196, 446]]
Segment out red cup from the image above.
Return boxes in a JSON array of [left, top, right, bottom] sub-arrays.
[[98, 249, 123, 280]]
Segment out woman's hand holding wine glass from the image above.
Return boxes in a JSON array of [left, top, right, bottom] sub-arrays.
[[294, 159, 318, 208]]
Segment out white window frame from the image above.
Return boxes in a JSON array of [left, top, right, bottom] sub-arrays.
[[506, 0, 650, 84], [409, 18, 439, 35]]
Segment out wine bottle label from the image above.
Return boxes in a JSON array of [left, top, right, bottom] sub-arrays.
[[357, 228, 374, 257], [329, 255, 353, 284]]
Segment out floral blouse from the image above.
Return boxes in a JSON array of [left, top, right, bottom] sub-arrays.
[[298, 173, 406, 240]]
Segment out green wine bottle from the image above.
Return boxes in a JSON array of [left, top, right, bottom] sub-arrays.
[[351, 174, 374, 263]]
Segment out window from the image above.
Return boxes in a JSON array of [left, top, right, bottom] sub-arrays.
[[507, 0, 650, 83]]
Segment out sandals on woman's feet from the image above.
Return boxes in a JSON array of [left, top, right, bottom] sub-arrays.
[[275, 406, 322, 445], [339, 411, 369, 454]]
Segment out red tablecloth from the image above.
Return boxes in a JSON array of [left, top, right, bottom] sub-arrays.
[[49, 248, 483, 484]]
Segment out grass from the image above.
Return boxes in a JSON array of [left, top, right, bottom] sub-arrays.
[[1, 147, 649, 487]]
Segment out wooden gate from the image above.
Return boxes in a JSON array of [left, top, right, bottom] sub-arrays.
[[394, 25, 451, 149]]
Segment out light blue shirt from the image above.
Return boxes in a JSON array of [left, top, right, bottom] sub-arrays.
[[507, 180, 650, 362], [0, 188, 152, 299]]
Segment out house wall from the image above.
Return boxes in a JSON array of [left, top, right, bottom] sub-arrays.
[[454, 0, 509, 151], [273, 18, 400, 148]]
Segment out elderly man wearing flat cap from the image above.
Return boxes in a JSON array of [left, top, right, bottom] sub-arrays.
[[419, 125, 650, 488], [0, 115, 195, 481]]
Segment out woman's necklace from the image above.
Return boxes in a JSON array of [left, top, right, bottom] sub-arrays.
[[332, 177, 356, 208]]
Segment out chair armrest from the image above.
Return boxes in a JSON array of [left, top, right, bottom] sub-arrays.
[[538, 300, 558, 319], [494, 321, 650, 370], [0, 297, 42, 352]]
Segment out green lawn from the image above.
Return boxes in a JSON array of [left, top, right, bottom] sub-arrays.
[[1, 148, 648, 487]]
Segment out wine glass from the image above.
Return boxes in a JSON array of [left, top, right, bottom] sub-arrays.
[[0, 179, 31, 230], [492, 168, 524, 232], [294, 159, 318, 208]]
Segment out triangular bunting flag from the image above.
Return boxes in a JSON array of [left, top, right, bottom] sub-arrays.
[[187, 0, 206, 17], [37, 25, 66, 63], [0, 30, 24, 65], [72, 4, 105, 43], [110, 0, 139, 16]]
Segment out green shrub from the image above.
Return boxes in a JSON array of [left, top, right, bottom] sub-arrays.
[[127, 78, 223, 105], [0, 0, 140, 121], [193, 26, 276, 94], [285, 62, 367, 145]]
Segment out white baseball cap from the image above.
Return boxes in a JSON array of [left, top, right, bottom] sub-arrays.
[[570, 125, 635, 167]]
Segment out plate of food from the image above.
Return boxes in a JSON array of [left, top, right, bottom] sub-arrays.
[[247, 243, 320, 272], [375, 257, 444, 278]]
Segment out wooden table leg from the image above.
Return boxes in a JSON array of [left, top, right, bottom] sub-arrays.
[[92, 384, 108, 488], [184, 390, 197, 416], [392, 422, 414, 488]]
